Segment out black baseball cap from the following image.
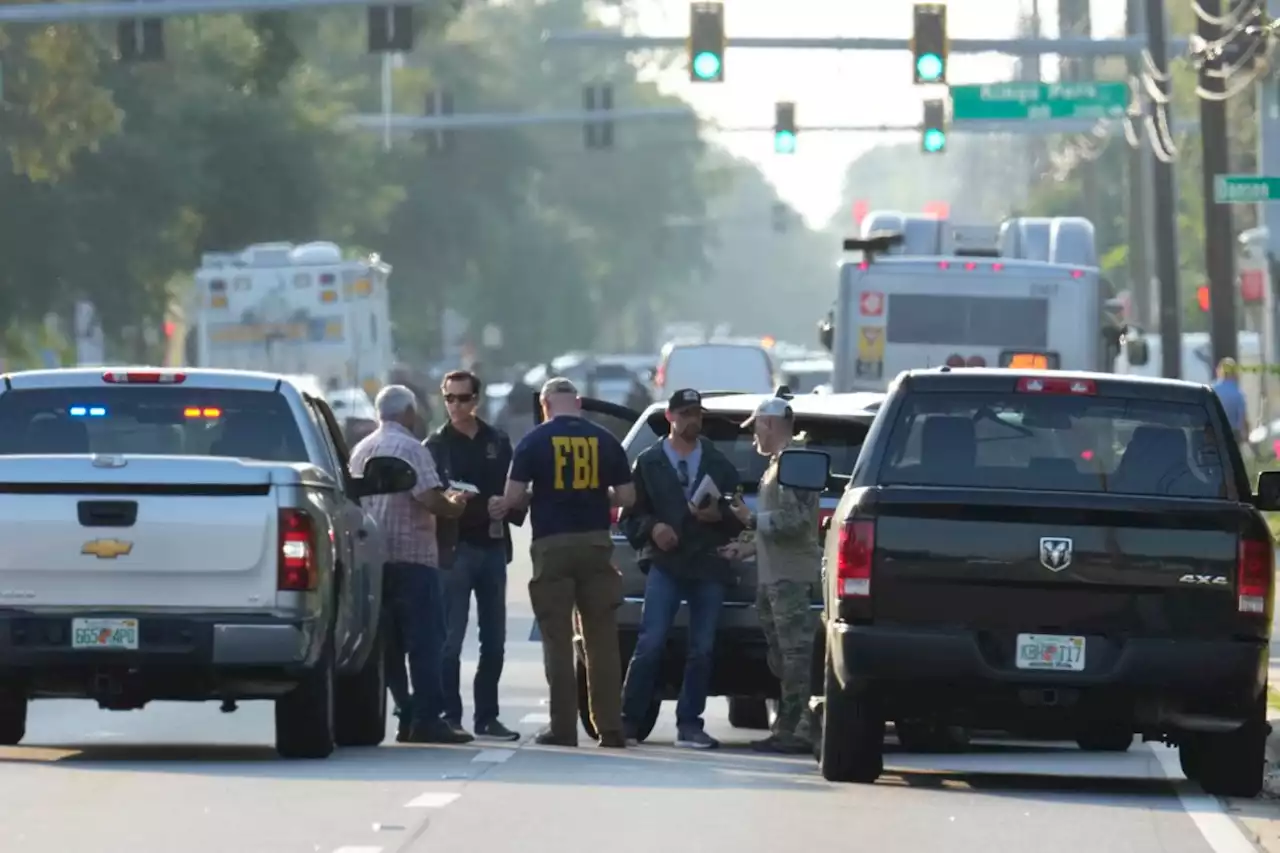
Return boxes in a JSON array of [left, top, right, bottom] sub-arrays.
[[667, 388, 703, 412]]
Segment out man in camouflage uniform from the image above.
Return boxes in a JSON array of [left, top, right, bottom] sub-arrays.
[[723, 396, 822, 754]]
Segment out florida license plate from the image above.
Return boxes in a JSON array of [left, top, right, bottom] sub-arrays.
[[1015, 633, 1085, 671], [71, 618, 139, 650]]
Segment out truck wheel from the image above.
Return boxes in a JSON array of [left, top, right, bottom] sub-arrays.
[[896, 719, 970, 753], [728, 698, 771, 730], [335, 631, 387, 748], [275, 646, 336, 759], [576, 658, 599, 741], [1195, 699, 1268, 798], [0, 687, 27, 746], [1076, 728, 1133, 752], [1179, 736, 1203, 781], [820, 652, 884, 784]]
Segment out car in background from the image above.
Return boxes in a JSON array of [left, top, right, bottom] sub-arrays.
[[327, 387, 379, 446], [780, 357, 833, 395], [654, 341, 777, 398], [536, 389, 883, 742]]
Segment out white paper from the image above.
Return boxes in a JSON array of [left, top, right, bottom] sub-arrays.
[[449, 480, 480, 494], [690, 474, 720, 506]]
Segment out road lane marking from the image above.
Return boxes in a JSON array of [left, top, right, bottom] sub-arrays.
[[520, 712, 551, 724], [404, 792, 462, 808], [472, 748, 515, 763], [1149, 744, 1259, 853]]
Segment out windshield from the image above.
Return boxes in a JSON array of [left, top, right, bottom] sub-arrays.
[[663, 345, 774, 394], [621, 411, 869, 492], [0, 388, 309, 462], [878, 391, 1229, 498]]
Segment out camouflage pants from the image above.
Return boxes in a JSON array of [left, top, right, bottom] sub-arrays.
[[756, 579, 818, 743]]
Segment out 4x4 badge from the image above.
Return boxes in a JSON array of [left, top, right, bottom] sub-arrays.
[[1039, 537, 1073, 572]]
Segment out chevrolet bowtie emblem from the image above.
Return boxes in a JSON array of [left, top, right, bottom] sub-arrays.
[[81, 539, 133, 560]]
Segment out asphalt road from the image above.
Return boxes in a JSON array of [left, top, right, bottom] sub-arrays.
[[0, 531, 1269, 853]]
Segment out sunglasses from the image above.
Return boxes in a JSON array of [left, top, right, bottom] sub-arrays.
[[444, 393, 475, 404]]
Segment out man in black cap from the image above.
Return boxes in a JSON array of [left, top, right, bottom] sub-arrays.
[[619, 388, 744, 749]]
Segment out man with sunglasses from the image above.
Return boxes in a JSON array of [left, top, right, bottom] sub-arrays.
[[425, 370, 524, 742]]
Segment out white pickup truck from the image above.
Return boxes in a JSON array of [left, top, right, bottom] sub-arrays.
[[0, 367, 416, 759]]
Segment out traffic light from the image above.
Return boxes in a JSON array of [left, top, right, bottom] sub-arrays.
[[584, 83, 614, 150], [774, 102, 797, 154], [118, 18, 164, 62], [911, 2, 948, 84], [424, 90, 454, 155], [369, 5, 414, 53], [921, 99, 947, 153], [688, 2, 726, 83], [1197, 285, 1210, 312]]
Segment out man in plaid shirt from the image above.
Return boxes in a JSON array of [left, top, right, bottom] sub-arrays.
[[350, 385, 472, 744]]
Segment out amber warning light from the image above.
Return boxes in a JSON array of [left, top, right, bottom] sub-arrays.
[[999, 351, 1061, 370]]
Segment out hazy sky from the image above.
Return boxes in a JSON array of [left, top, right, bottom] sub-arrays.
[[632, 0, 1129, 227]]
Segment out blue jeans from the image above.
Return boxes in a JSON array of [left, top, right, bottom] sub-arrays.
[[621, 565, 725, 733], [441, 541, 509, 727], [384, 561, 447, 727]]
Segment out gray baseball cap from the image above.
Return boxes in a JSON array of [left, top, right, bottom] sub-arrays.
[[740, 396, 793, 427], [540, 376, 579, 397]]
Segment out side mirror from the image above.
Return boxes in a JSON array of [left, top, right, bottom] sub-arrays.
[[1124, 334, 1149, 367], [351, 455, 417, 499], [777, 448, 830, 491], [1257, 470, 1280, 512]]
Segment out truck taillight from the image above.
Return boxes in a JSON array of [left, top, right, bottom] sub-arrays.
[[1016, 377, 1095, 395], [836, 519, 875, 598], [1237, 538, 1272, 614], [279, 509, 317, 591], [102, 370, 186, 384]]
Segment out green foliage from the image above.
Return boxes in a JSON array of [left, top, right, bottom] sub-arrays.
[[0, 0, 723, 366]]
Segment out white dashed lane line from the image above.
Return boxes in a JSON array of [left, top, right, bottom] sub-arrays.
[[472, 748, 516, 763], [405, 791, 463, 809]]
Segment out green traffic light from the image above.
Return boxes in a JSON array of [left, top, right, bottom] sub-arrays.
[[692, 51, 722, 80], [774, 130, 796, 154], [916, 53, 944, 81], [923, 128, 946, 152]]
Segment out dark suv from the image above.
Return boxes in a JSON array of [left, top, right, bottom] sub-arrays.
[[536, 390, 884, 742]]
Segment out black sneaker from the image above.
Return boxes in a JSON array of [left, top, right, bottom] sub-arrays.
[[444, 719, 473, 739], [406, 720, 475, 744], [750, 734, 811, 755], [395, 713, 410, 743], [597, 731, 627, 749], [475, 720, 520, 742], [533, 728, 577, 747], [675, 728, 720, 750]]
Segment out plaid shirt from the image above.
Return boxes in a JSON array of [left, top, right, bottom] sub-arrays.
[[349, 421, 443, 567]]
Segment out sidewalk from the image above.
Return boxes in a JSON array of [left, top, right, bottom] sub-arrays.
[[1222, 707, 1280, 850]]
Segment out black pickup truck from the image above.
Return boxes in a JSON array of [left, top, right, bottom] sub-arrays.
[[782, 368, 1279, 797]]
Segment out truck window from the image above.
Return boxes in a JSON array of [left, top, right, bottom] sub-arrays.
[[624, 414, 869, 492], [886, 294, 1049, 349], [0, 388, 309, 463], [879, 392, 1228, 499]]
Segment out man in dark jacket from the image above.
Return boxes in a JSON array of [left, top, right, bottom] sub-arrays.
[[620, 388, 744, 749], [425, 370, 526, 741]]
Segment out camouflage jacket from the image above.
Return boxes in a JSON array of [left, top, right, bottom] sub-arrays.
[[752, 441, 822, 585]]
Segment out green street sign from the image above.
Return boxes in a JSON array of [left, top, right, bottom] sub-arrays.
[[1213, 175, 1280, 204], [950, 81, 1129, 122]]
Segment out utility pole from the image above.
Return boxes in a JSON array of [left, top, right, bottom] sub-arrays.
[[1145, 0, 1182, 378], [1125, 0, 1152, 328], [424, 90, 453, 154], [1198, 0, 1238, 365]]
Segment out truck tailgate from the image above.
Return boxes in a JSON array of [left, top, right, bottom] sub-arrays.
[[0, 456, 287, 610], [870, 487, 1253, 639]]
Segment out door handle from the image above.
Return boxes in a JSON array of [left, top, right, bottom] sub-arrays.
[[357, 529, 369, 540]]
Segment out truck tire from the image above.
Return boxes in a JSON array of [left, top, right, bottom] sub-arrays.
[[575, 658, 660, 741], [335, 631, 387, 748], [0, 687, 27, 746], [1195, 699, 1268, 798], [1076, 729, 1133, 752], [275, 646, 336, 759], [820, 651, 884, 783], [728, 698, 771, 730]]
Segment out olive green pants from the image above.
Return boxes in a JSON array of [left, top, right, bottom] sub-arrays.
[[529, 531, 624, 741]]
